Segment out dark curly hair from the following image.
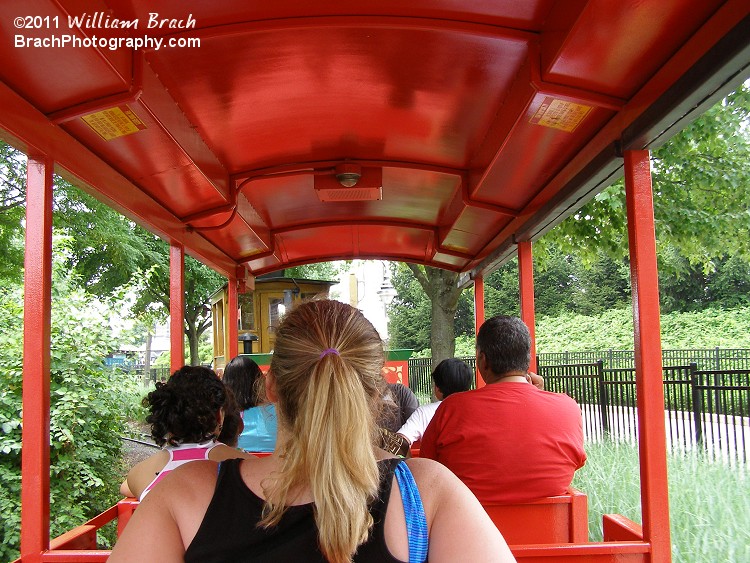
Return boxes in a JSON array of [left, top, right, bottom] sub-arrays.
[[144, 365, 227, 447]]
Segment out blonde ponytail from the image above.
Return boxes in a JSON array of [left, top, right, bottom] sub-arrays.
[[260, 300, 385, 563]]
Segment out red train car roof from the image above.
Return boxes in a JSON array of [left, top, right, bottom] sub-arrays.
[[1, 1, 748, 279]]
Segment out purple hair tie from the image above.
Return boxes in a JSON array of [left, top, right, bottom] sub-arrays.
[[319, 348, 339, 359]]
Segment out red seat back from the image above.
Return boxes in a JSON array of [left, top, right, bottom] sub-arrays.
[[482, 488, 588, 544]]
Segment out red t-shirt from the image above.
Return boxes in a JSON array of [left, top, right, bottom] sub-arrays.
[[420, 382, 586, 503]]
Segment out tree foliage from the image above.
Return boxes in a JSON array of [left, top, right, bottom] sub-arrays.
[[535, 306, 750, 352], [53, 178, 161, 296], [388, 264, 471, 366], [0, 143, 26, 284], [549, 84, 750, 270], [285, 262, 344, 281], [0, 144, 228, 367], [389, 85, 750, 356], [0, 252, 141, 561], [130, 241, 225, 365]]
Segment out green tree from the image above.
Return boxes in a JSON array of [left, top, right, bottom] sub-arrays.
[[388, 263, 433, 352], [708, 255, 750, 308], [286, 262, 343, 280], [0, 143, 26, 284], [52, 180, 223, 366], [658, 250, 750, 312], [53, 178, 160, 296], [393, 85, 750, 358], [128, 235, 225, 366], [485, 260, 520, 318], [402, 264, 464, 367], [0, 146, 228, 367], [551, 84, 750, 270], [0, 250, 140, 561]]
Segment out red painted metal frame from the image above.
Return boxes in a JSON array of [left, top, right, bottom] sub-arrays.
[[473, 274, 486, 388], [518, 241, 538, 373], [169, 243, 185, 372], [623, 150, 671, 562], [20, 157, 54, 563]]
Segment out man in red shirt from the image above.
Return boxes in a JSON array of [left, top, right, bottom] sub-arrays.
[[420, 315, 586, 504]]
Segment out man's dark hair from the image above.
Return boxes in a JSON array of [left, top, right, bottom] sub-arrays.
[[476, 315, 531, 375], [431, 358, 473, 397]]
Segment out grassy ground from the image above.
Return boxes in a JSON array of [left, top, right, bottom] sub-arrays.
[[573, 439, 750, 562]]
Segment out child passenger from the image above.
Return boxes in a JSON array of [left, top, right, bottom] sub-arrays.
[[119, 365, 251, 500], [397, 357, 473, 447]]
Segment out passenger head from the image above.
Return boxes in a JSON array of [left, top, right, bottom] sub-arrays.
[[143, 365, 226, 447], [217, 387, 243, 448], [432, 358, 473, 398], [223, 355, 264, 410], [262, 299, 385, 563], [476, 315, 531, 376]]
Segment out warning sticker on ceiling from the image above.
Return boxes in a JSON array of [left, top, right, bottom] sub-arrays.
[[529, 97, 592, 132], [81, 105, 147, 141]]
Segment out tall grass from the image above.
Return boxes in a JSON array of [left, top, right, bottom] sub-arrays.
[[573, 439, 750, 562]]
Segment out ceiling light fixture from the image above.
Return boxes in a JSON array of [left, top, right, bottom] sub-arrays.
[[335, 163, 362, 187], [315, 163, 382, 202]]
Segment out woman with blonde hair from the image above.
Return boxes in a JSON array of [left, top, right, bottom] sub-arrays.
[[111, 300, 514, 562]]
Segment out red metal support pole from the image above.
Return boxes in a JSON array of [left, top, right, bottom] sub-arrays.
[[624, 149, 672, 562], [474, 274, 486, 388], [227, 275, 239, 360], [21, 156, 54, 562], [517, 241, 538, 373], [169, 243, 185, 372]]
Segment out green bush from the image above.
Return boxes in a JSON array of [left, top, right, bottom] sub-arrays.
[[411, 306, 750, 356], [0, 273, 137, 560]]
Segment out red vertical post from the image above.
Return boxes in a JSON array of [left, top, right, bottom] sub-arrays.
[[169, 243, 185, 372], [21, 156, 54, 562], [474, 274, 486, 388], [624, 149, 671, 562], [518, 241, 537, 373], [228, 276, 239, 360]]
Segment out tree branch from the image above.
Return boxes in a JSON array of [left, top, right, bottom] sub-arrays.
[[407, 263, 431, 294]]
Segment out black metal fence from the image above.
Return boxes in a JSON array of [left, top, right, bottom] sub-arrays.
[[408, 351, 750, 466], [538, 361, 749, 465], [537, 347, 750, 371], [122, 365, 171, 383]]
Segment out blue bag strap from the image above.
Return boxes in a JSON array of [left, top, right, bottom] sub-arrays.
[[394, 461, 428, 563]]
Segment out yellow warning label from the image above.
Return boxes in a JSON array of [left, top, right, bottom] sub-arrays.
[[81, 105, 147, 141], [529, 97, 592, 132]]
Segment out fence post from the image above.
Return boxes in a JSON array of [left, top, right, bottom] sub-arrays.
[[690, 362, 703, 446], [597, 359, 609, 435]]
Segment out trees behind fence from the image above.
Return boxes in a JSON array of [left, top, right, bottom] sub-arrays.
[[408, 349, 750, 466]]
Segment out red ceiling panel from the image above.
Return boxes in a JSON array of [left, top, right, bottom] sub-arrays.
[[0, 0, 746, 279], [542, 0, 725, 98], [146, 26, 529, 172]]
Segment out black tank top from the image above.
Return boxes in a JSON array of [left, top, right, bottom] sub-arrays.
[[184, 457, 408, 562]]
